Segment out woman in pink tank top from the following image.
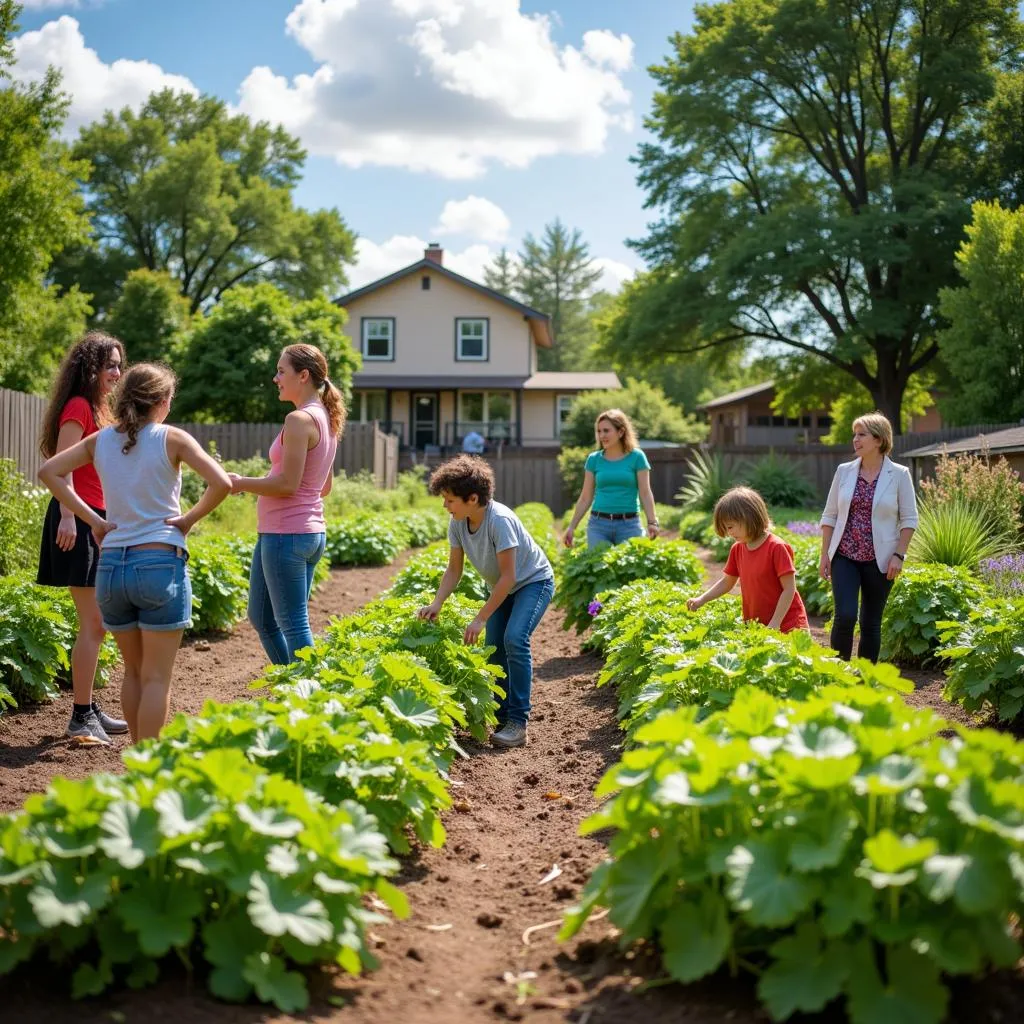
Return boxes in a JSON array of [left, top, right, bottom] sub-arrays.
[[228, 344, 344, 664]]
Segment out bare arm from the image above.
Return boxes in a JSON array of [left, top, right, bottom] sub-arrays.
[[52, 420, 85, 550], [232, 411, 314, 497], [564, 471, 596, 546], [418, 547, 465, 618], [767, 573, 797, 631], [165, 430, 232, 534], [687, 573, 738, 611], [320, 472, 333, 498], [39, 435, 112, 542], [819, 524, 835, 579], [637, 469, 658, 538]]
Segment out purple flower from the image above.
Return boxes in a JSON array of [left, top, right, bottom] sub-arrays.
[[980, 551, 1024, 597], [786, 520, 821, 536], [588, 600, 603, 616]]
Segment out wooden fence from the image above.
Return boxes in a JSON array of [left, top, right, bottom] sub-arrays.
[[0, 387, 398, 490]]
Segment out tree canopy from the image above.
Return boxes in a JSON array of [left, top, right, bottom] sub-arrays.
[[104, 268, 194, 366], [606, 0, 1024, 430], [173, 284, 360, 423], [937, 201, 1024, 424], [62, 90, 357, 315]]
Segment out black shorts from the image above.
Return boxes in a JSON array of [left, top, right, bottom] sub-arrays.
[[36, 497, 105, 588]]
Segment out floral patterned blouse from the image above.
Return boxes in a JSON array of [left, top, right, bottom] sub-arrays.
[[837, 474, 877, 562]]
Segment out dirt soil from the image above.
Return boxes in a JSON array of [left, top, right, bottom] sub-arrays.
[[1, 551, 1021, 1023]]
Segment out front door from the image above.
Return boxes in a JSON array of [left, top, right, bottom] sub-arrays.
[[412, 392, 438, 448]]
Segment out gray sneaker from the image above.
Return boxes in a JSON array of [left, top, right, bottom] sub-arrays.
[[491, 721, 527, 748], [91, 702, 129, 735], [66, 711, 111, 747]]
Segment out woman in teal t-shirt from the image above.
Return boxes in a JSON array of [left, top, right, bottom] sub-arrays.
[[564, 408, 660, 548]]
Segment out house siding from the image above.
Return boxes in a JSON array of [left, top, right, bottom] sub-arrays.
[[342, 270, 532, 377]]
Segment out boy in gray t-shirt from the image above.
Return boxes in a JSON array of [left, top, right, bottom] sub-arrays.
[[417, 455, 554, 749]]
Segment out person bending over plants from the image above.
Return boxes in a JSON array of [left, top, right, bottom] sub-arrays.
[[687, 486, 809, 634], [417, 455, 554, 749]]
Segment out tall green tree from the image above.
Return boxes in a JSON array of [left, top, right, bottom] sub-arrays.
[[937, 201, 1024, 424], [611, 0, 1023, 431], [516, 219, 603, 371], [60, 90, 357, 315], [104, 268, 194, 365], [0, 0, 92, 390], [482, 247, 519, 293], [173, 284, 360, 423]]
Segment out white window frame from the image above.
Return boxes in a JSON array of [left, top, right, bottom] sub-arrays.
[[361, 318, 394, 361], [455, 318, 489, 361], [555, 394, 575, 439]]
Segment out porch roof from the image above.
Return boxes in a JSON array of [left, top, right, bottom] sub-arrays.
[[522, 371, 621, 390], [353, 374, 529, 389]]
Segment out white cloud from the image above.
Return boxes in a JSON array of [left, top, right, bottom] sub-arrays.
[[592, 256, 636, 294], [20, 1, 82, 9], [11, 17, 198, 136], [238, 0, 634, 179], [433, 196, 510, 243]]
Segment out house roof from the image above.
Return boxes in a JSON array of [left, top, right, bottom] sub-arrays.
[[901, 425, 1024, 458], [522, 372, 621, 390], [334, 259, 554, 348], [353, 374, 529, 389], [698, 380, 775, 411]]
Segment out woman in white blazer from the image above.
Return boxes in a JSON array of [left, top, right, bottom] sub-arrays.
[[819, 412, 918, 662]]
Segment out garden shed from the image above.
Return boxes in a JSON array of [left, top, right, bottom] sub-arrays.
[[902, 424, 1024, 484]]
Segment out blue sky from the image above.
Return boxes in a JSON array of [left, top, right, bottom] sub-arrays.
[[13, 0, 697, 291]]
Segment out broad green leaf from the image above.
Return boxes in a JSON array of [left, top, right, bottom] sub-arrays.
[[606, 844, 666, 934], [28, 870, 110, 928], [783, 723, 857, 760], [758, 923, 848, 1018], [659, 893, 730, 982], [789, 810, 854, 872], [863, 830, 938, 874], [847, 942, 948, 1024], [71, 961, 113, 999], [242, 952, 309, 1013], [98, 802, 161, 869], [235, 803, 304, 838], [119, 881, 202, 956], [247, 873, 334, 946], [725, 841, 817, 927], [375, 877, 411, 920], [154, 788, 213, 838]]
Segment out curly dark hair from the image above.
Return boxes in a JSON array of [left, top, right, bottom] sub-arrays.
[[39, 331, 126, 457], [428, 455, 494, 505]]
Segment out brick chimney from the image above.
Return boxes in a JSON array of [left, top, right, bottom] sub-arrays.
[[424, 242, 444, 265]]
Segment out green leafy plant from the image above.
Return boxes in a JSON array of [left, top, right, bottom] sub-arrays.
[[790, 535, 833, 616], [909, 497, 1017, 568], [676, 509, 712, 542], [390, 509, 449, 549], [881, 564, 989, 667], [699, 520, 735, 561], [555, 538, 703, 633], [187, 535, 251, 634], [939, 596, 1024, 722], [325, 518, 405, 567], [0, 459, 48, 576], [562, 685, 1024, 1024], [744, 451, 817, 508], [388, 542, 488, 602], [675, 450, 740, 513]]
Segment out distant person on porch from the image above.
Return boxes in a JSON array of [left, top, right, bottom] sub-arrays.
[[563, 408, 659, 548], [462, 429, 485, 454]]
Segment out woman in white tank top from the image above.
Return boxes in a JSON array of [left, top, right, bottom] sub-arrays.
[[39, 364, 232, 741]]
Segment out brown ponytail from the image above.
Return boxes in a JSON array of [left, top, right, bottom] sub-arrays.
[[114, 363, 177, 454], [282, 343, 346, 437]]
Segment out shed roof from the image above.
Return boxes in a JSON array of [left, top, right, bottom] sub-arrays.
[[901, 425, 1024, 458], [698, 380, 775, 411]]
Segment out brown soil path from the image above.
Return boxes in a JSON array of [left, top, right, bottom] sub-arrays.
[[1, 550, 1020, 1022]]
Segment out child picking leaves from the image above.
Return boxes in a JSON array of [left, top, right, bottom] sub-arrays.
[[687, 487, 809, 634]]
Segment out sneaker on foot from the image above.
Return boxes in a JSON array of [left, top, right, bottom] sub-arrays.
[[66, 711, 111, 747], [91, 701, 128, 735], [491, 721, 527, 748]]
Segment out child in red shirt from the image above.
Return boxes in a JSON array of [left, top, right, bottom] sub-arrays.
[[687, 486, 809, 633]]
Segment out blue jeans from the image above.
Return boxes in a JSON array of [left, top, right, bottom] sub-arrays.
[[830, 552, 894, 663], [587, 515, 643, 547], [485, 576, 555, 726], [248, 532, 326, 665]]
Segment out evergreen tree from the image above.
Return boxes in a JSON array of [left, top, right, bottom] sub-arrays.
[[482, 247, 519, 294]]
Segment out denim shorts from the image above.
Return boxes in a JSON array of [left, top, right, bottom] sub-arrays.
[[96, 547, 192, 632]]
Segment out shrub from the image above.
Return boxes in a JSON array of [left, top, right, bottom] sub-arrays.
[[187, 535, 251, 634], [324, 518, 404, 567], [919, 449, 1024, 539], [556, 445, 590, 496], [880, 564, 988, 666], [790, 536, 833, 616], [744, 451, 817, 508], [324, 469, 432, 518], [909, 497, 1016, 568], [654, 503, 685, 531], [979, 552, 1024, 598], [391, 508, 449, 548], [563, 685, 1024, 1024], [699, 520, 735, 562], [939, 596, 1024, 722], [675, 450, 739, 513], [514, 502, 558, 563], [555, 537, 703, 633], [676, 509, 712, 542], [0, 459, 48, 576]]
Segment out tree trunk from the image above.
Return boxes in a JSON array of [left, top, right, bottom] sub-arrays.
[[869, 353, 907, 435]]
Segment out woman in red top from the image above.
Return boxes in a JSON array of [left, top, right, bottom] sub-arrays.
[[37, 332, 127, 746], [687, 486, 809, 633]]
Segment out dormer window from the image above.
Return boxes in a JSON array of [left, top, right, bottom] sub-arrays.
[[361, 317, 394, 360], [455, 318, 488, 361]]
